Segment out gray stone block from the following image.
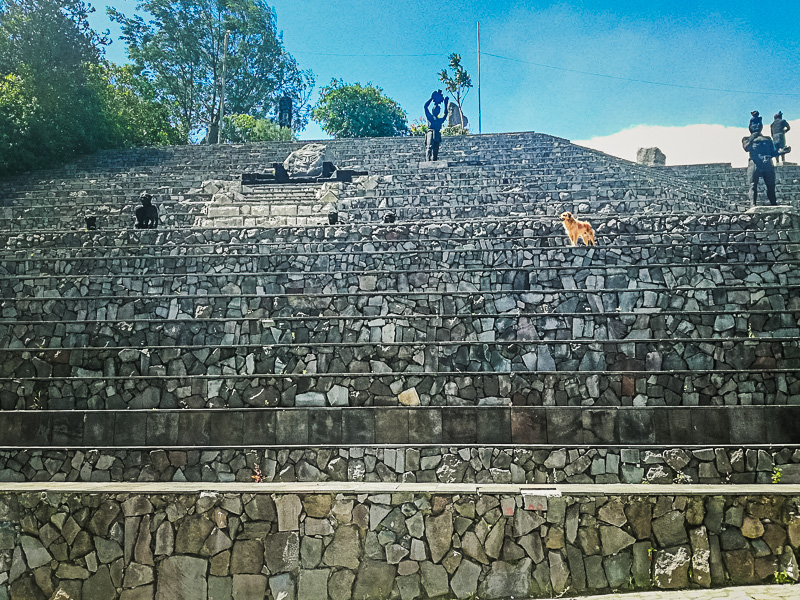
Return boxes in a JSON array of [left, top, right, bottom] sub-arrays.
[[177, 412, 210, 446], [376, 408, 409, 444], [477, 408, 511, 443], [408, 409, 442, 444], [342, 409, 374, 444], [209, 412, 243, 446], [276, 410, 308, 445], [83, 412, 115, 446], [692, 410, 730, 445], [308, 409, 342, 444], [546, 409, 582, 445], [242, 410, 276, 445], [116, 412, 148, 446], [442, 408, 477, 444], [619, 410, 655, 444], [146, 412, 178, 446]]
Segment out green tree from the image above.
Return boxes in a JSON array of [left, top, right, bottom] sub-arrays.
[[109, 0, 314, 141], [438, 53, 472, 129], [312, 80, 407, 138], [221, 114, 291, 142], [0, 0, 110, 171], [0, 72, 39, 175], [91, 62, 185, 147]]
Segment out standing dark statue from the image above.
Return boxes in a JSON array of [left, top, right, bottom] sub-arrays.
[[278, 97, 293, 130], [424, 90, 449, 161], [742, 119, 779, 206], [135, 192, 159, 229], [771, 112, 791, 164]]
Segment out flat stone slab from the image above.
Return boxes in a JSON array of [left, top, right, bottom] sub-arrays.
[[574, 584, 800, 599], [745, 205, 794, 214], [418, 160, 449, 168], [1, 482, 800, 496]]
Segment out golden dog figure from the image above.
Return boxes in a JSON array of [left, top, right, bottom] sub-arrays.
[[560, 212, 596, 246]]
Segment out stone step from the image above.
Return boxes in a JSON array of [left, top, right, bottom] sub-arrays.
[[2, 211, 797, 243], [0, 406, 798, 448], [3, 263, 796, 302], [4, 308, 797, 346], [1, 444, 798, 484], [1, 368, 796, 409], [6, 243, 800, 275]]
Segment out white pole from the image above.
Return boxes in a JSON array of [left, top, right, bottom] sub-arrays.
[[218, 30, 230, 143], [477, 21, 482, 134]]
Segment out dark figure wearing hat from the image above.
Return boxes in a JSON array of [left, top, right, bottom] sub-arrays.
[[135, 193, 159, 228], [771, 112, 791, 164], [742, 120, 780, 206]]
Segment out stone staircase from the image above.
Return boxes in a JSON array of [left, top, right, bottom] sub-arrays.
[[665, 162, 800, 210], [1, 132, 800, 600]]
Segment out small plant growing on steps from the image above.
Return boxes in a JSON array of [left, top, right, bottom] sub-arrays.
[[252, 462, 264, 483], [774, 570, 795, 584], [772, 466, 783, 483]]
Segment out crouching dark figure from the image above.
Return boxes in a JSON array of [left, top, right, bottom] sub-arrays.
[[135, 193, 158, 228]]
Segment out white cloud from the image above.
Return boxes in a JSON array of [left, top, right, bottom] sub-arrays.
[[574, 120, 799, 168]]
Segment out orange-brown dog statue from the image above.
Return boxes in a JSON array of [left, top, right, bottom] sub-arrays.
[[559, 212, 596, 246]]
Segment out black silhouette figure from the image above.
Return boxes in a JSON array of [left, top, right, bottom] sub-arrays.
[[328, 211, 338, 225], [424, 90, 449, 161], [771, 112, 791, 164], [743, 119, 780, 206], [85, 216, 97, 230], [384, 212, 396, 224], [135, 193, 158, 229]]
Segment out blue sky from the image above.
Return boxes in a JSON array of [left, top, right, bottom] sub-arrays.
[[91, 0, 799, 158]]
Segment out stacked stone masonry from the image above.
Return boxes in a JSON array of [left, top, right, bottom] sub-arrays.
[[2, 446, 800, 486], [1, 490, 800, 599], [3, 132, 800, 599]]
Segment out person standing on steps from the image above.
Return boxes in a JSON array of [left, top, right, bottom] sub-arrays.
[[742, 119, 780, 207], [771, 112, 791, 165]]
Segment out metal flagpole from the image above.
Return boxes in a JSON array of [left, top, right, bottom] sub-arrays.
[[477, 21, 482, 134]]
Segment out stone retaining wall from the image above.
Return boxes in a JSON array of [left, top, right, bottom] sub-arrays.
[[2, 445, 800, 486], [1, 489, 799, 599]]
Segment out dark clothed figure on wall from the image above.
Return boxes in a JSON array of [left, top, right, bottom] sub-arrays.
[[771, 112, 791, 164], [85, 216, 97, 230], [135, 193, 159, 229], [742, 126, 779, 206], [424, 90, 449, 161]]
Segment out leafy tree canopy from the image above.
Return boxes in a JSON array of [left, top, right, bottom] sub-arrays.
[[109, 0, 314, 141], [222, 113, 291, 142], [312, 80, 408, 138], [91, 62, 185, 147], [438, 53, 472, 128]]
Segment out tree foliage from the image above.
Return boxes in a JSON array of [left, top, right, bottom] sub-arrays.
[[221, 114, 291, 142], [0, 0, 108, 171], [109, 0, 314, 141], [0, 0, 181, 175], [438, 53, 472, 128], [409, 117, 468, 137], [312, 80, 408, 138], [91, 62, 185, 147]]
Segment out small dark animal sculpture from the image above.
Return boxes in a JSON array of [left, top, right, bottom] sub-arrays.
[[135, 193, 158, 229], [384, 213, 396, 224], [85, 216, 97, 230]]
